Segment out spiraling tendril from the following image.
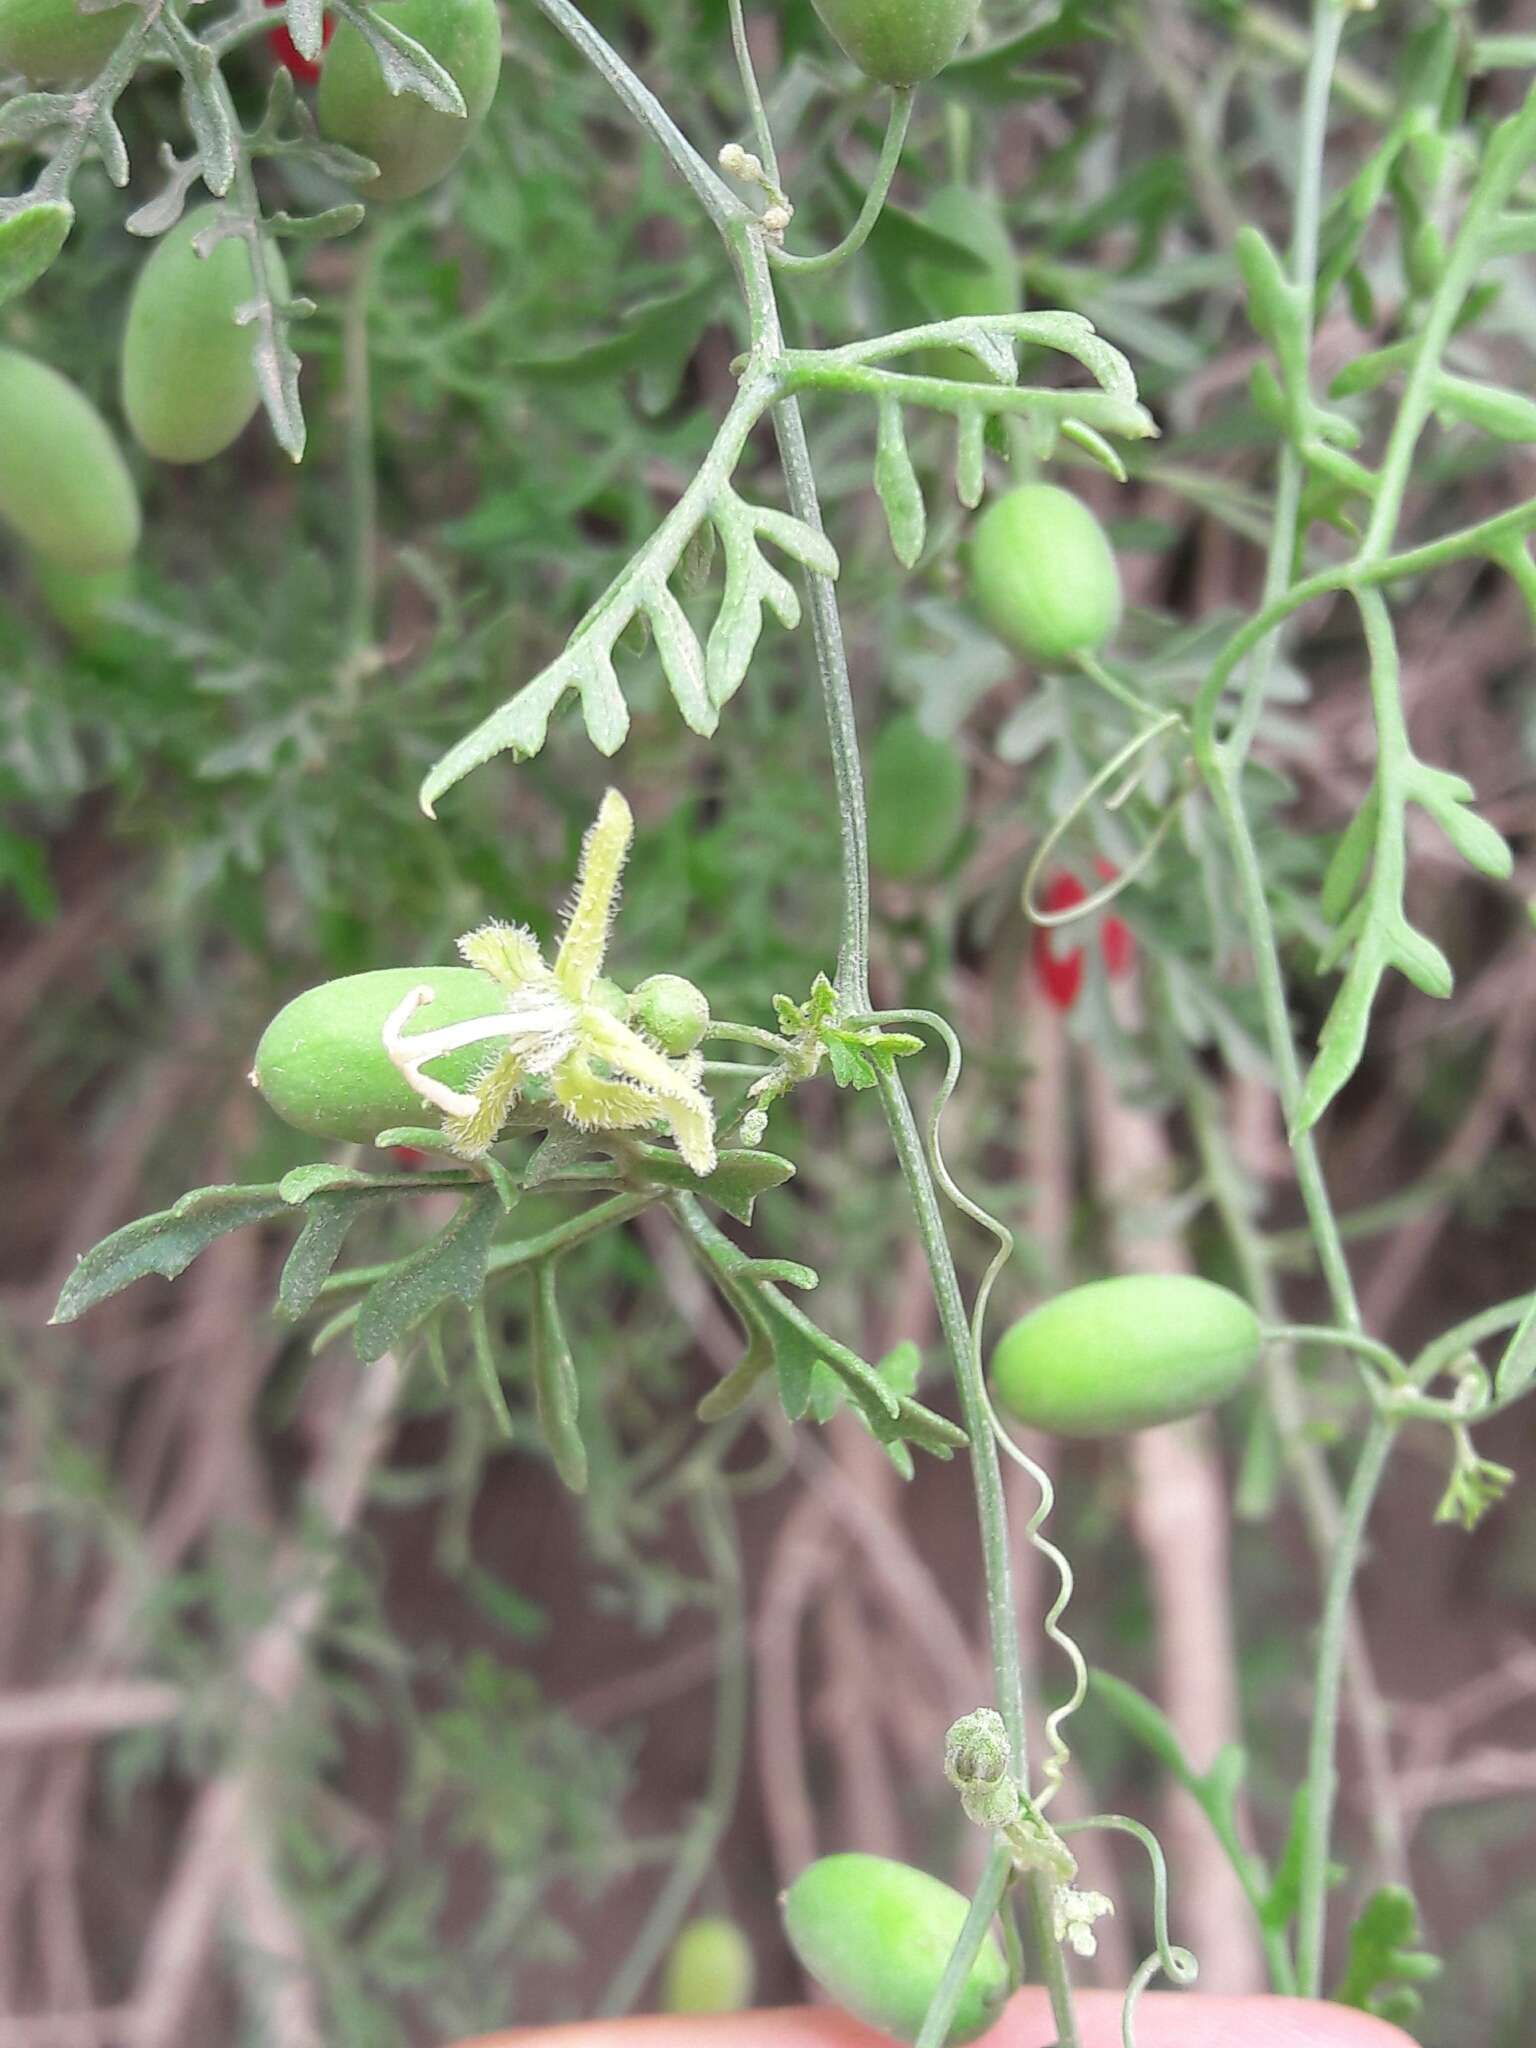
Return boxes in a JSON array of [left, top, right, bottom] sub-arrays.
[[850, 1007, 1089, 1805], [1060, 1814, 1198, 2048]]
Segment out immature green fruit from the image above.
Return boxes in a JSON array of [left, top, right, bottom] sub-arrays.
[[0, 347, 140, 571], [867, 714, 969, 882], [121, 208, 287, 465], [0, 0, 136, 82], [318, 0, 503, 203], [662, 1917, 756, 2016], [810, 0, 980, 86], [970, 484, 1122, 667], [914, 185, 1022, 383], [990, 1275, 1262, 1438], [253, 967, 505, 1146], [782, 1853, 1009, 2046], [34, 557, 135, 655], [630, 974, 709, 1056]]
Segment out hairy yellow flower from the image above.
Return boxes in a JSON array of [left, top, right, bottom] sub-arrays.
[[381, 791, 716, 1173]]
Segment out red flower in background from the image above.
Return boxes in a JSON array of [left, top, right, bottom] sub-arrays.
[[1033, 872, 1089, 1011], [1032, 866, 1136, 1010], [264, 0, 331, 81]]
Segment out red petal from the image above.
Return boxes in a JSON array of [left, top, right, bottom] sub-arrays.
[[1101, 916, 1135, 978], [1034, 871, 1088, 1009]]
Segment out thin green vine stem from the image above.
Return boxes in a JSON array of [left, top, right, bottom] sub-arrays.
[[1189, 742, 1363, 1328], [1168, 983, 1407, 1898], [1263, 1324, 1407, 1386], [724, 0, 780, 187], [530, 0, 746, 228], [1295, 1416, 1396, 1996], [1359, 87, 1536, 565], [733, 218, 1080, 2043], [913, 1844, 1015, 2048], [343, 227, 381, 662], [770, 90, 915, 275]]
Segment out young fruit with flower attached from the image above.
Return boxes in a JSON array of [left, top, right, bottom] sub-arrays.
[[990, 1275, 1261, 1438], [0, 347, 140, 571], [810, 0, 981, 86], [971, 483, 1122, 667], [254, 794, 718, 1172], [781, 1853, 1009, 2047], [0, 0, 136, 82], [121, 208, 286, 464], [317, 0, 503, 202], [253, 967, 507, 1146]]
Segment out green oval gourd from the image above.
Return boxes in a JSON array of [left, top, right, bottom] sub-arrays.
[[990, 1275, 1262, 1438], [121, 208, 286, 464], [661, 1917, 755, 2016], [810, 0, 980, 86], [253, 967, 506, 1146], [867, 714, 969, 882], [317, 0, 503, 203], [970, 484, 1122, 667], [0, 0, 136, 82], [0, 347, 140, 571], [782, 1853, 1009, 2047]]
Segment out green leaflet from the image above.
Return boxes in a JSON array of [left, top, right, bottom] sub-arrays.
[[279, 1198, 362, 1322], [874, 397, 926, 568], [52, 1184, 293, 1323], [1333, 1886, 1442, 2024], [530, 1262, 587, 1493], [0, 200, 72, 307], [677, 1199, 967, 1469], [354, 1188, 502, 1363]]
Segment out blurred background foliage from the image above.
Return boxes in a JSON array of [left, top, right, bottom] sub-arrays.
[[2, 1, 1534, 2044]]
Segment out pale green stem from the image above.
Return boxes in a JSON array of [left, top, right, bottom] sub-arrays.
[[343, 229, 380, 660], [770, 90, 914, 275], [725, 0, 780, 186]]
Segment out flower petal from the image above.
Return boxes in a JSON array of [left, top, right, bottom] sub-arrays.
[[554, 790, 633, 998]]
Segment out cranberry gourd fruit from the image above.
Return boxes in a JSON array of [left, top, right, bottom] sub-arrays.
[[317, 0, 503, 203], [0, 347, 140, 571], [970, 483, 1121, 666], [253, 967, 505, 1146], [121, 209, 286, 464], [810, 0, 980, 87], [782, 1853, 1008, 2046], [867, 714, 969, 882], [661, 1917, 755, 2015], [0, 0, 136, 82], [990, 1275, 1261, 1438]]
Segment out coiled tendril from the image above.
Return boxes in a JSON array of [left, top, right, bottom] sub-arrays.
[[852, 1006, 1087, 1803]]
